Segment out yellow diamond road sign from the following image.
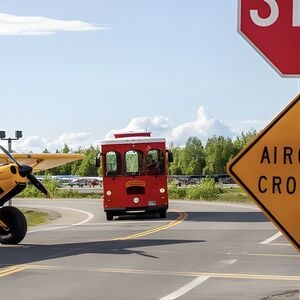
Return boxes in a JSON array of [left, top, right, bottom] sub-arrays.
[[227, 95, 300, 252]]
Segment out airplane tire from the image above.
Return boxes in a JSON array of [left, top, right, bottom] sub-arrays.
[[0, 206, 27, 245]]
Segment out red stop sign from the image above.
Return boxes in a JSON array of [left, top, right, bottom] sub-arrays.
[[239, 0, 300, 77]]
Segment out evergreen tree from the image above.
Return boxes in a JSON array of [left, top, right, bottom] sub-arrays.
[[75, 146, 99, 176], [234, 129, 257, 154], [204, 136, 234, 174], [181, 137, 205, 175], [168, 146, 184, 175]]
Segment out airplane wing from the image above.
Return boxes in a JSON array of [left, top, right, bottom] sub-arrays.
[[0, 153, 84, 172]]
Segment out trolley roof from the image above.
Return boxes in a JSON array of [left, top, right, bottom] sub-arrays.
[[101, 136, 165, 146]]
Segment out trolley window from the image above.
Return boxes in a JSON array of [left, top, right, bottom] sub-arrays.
[[125, 150, 144, 176], [105, 151, 121, 176], [146, 149, 165, 175]]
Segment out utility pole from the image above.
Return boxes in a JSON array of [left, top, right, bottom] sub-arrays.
[[0, 130, 23, 153], [0, 130, 23, 206]]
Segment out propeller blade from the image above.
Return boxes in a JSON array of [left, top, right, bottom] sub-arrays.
[[27, 173, 51, 198], [0, 145, 21, 167], [0, 145, 51, 198]]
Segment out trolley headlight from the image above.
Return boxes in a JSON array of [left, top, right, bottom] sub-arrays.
[[133, 197, 140, 204], [106, 190, 112, 196], [160, 188, 165, 193]]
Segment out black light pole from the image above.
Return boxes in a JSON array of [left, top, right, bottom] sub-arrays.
[[0, 130, 23, 153], [0, 130, 23, 206]]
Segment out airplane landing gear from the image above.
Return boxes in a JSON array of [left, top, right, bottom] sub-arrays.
[[0, 206, 27, 244]]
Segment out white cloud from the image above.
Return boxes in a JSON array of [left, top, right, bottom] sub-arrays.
[[169, 106, 234, 144], [230, 119, 268, 134], [47, 132, 94, 151], [0, 13, 108, 36], [105, 106, 236, 145], [11, 132, 93, 153], [105, 116, 171, 140], [2, 108, 266, 153], [13, 136, 49, 152]]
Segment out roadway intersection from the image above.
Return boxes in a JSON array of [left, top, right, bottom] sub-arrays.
[[0, 199, 298, 300]]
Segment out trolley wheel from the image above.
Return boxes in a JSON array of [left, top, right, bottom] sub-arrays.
[[106, 212, 114, 221], [0, 206, 27, 244], [159, 209, 167, 218]]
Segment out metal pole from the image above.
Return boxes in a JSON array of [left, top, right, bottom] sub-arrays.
[[8, 138, 12, 153], [0, 131, 23, 206], [8, 138, 12, 206]]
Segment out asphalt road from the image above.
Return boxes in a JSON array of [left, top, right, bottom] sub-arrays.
[[0, 198, 298, 300]]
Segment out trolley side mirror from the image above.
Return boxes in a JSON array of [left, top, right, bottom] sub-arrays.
[[167, 151, 174, 163], [95, 154, 101, 168]]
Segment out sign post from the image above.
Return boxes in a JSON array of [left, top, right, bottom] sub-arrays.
[[227, 95, 300, 252]]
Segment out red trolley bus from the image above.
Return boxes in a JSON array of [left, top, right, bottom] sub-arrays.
[[96, 132, 173, 220]]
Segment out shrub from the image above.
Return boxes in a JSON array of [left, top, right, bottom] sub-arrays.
[[168, 185, 187, 199], [168, 178, 224, 200], [186, 178, 222, 200]]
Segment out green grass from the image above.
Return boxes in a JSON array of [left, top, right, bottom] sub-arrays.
[[217, 190, 253, 203], [16, 179, 102, 199], [18, 183, 251, 228], [21, 209, 51, 226], [168, 181, 253, 203]]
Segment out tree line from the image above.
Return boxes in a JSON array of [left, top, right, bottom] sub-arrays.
[[39, 144, 101, 177], [40, 129, 257, 176], [168, 129, 257, 175]]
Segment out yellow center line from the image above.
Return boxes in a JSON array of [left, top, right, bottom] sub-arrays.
[[1, 210, 297, 282], [0, 210, 188, 278], [0, 266, 27, 277], [111, 210, 188, 241], [17, 264, 300, 282]]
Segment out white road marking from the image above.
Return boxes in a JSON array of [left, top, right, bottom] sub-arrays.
[[206, 202, 283, 247], [20, 205, 94, 233], [160, 276, 209, 300], [80, 220, 170, 226], [260, 231, 282, 245], [175, 200, 259, 211], [212, 203, 259, 210], [220, 259, 237, 265], [175, 201, 285, 247]]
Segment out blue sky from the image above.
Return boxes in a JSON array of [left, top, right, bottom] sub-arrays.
[[0, 0, 299, 152]]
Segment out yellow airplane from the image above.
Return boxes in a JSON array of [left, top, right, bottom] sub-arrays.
[[0, 145, 84, 245]]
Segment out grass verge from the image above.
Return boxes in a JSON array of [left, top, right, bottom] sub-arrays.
[[21, 209, 59, 227], [168, 179, 253, 203]]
